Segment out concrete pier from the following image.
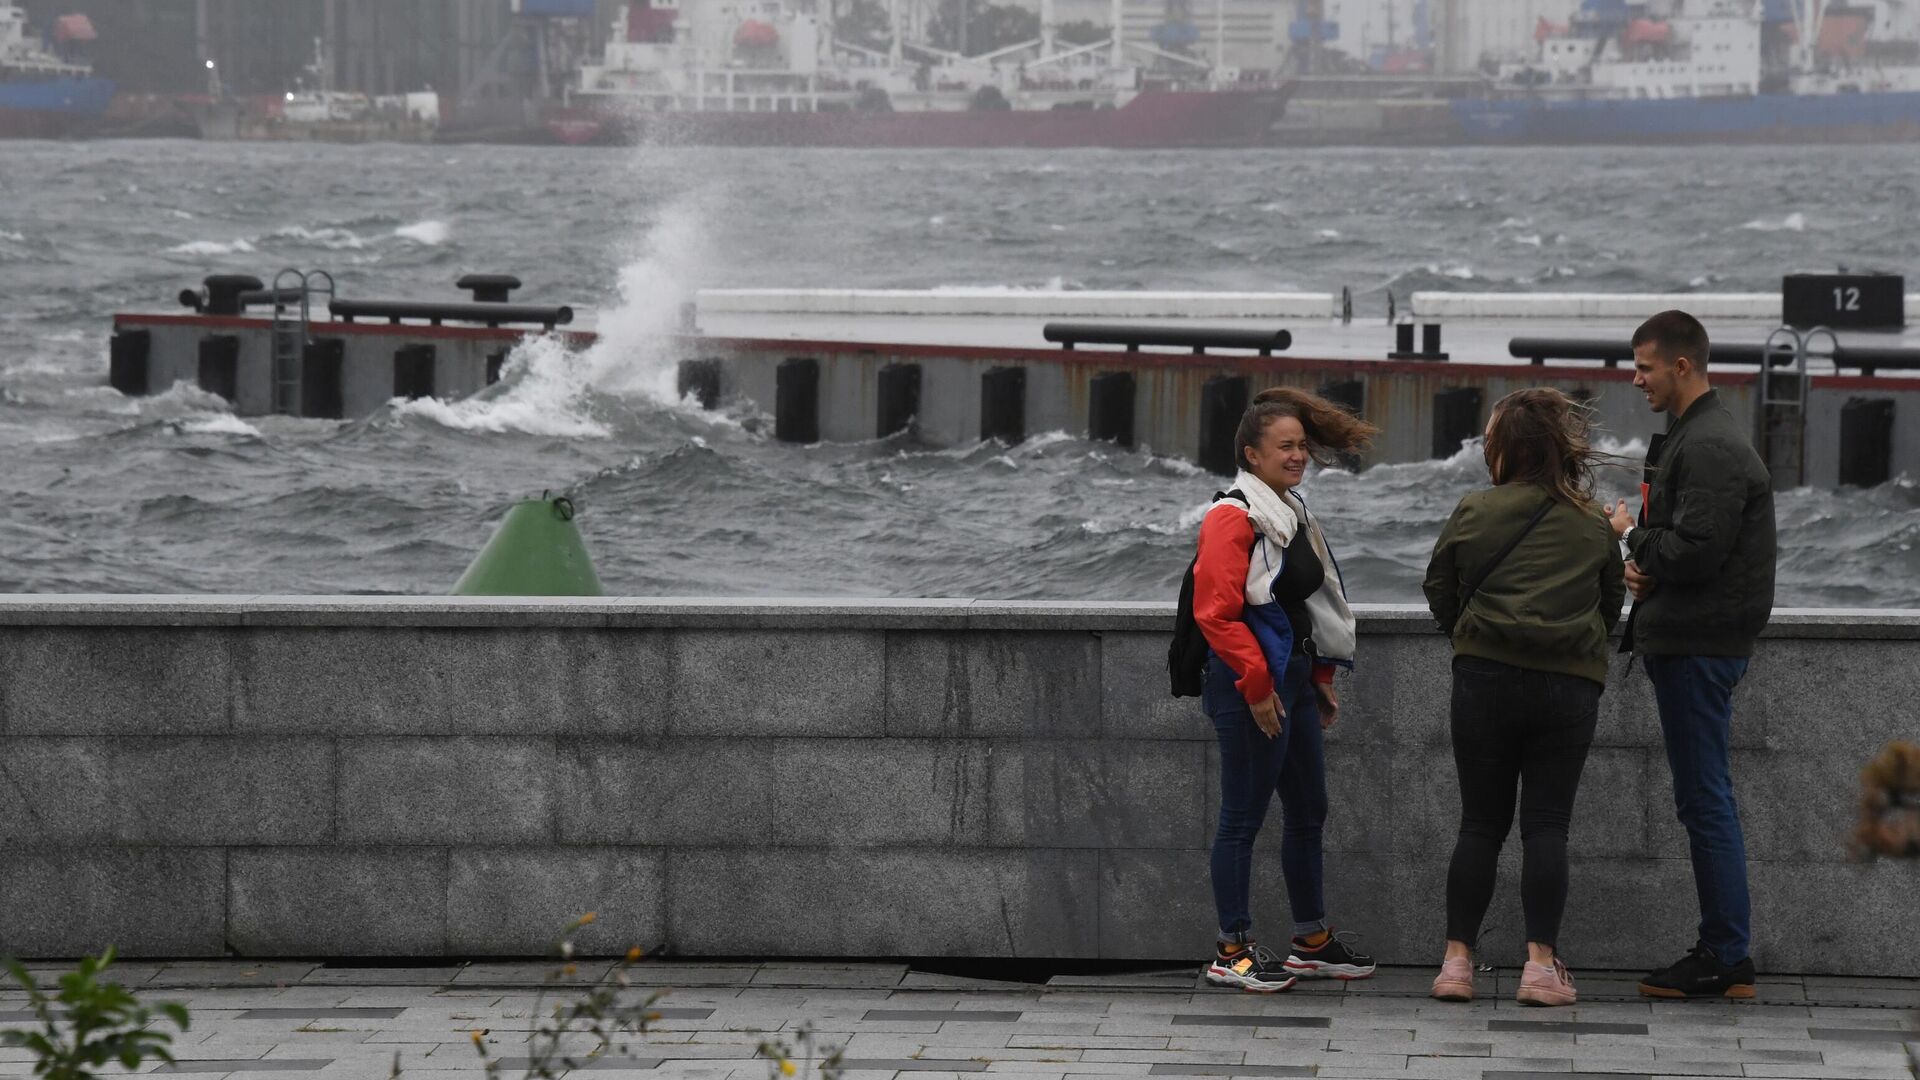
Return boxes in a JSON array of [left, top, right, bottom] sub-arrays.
[[0, 597, 1913, 972]]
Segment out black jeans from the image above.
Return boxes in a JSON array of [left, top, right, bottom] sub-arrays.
[[1445, 655, 1600, 951]]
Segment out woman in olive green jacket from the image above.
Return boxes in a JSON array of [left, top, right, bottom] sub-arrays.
[[1423, 388, 1626, 1007]]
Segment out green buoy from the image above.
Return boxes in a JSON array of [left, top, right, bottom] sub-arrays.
[[452, 494, 604, 596]]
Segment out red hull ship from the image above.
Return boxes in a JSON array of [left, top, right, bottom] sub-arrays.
[[530, 0, 1291, 150]]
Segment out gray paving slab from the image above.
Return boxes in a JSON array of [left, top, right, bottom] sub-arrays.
[[158, 1062, 336, 1074], [1487, 1019, 1649, 1035], [1478, 1071, 1648, 1080], [233, 1008, 406, 1020], [1805, 1025, 1920, 1042], [1168, 1016, 1331, 1029], [837, 1061, 990, 1072], [862, 1010, 1024, 1023], [300, 967, 467, 986], [1144, 1066, 1312, 1077], [488, 1057, 666, 1070]]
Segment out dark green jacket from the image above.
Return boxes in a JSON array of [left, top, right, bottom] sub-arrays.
[[1424, 481, 1626, 686], [1622, 388, 1777, 657]]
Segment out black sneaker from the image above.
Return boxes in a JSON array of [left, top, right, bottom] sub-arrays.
[[1638, 943, 1757, 1000], [1284, 930, 1376, 980], [1204, 944, 1299, 993]]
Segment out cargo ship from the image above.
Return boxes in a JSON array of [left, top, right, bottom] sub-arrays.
[[538, 0, 1291, 148], [0, 2, 113, 139], [1454, 0, 1920, 143]]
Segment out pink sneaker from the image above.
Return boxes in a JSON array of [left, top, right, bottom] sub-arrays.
[[1430, 956, 1474, 1002], [1516, 957, 1577, 1007]]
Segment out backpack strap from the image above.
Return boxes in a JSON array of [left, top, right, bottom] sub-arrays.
[[1451, 496, 1555, 636]]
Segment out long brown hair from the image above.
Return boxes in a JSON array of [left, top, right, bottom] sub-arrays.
[[1233, 386, 1378, 470], [1485, 388, 1612, 508]]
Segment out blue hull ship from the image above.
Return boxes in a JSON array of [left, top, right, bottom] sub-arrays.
[[1454, 89, 1920, 144], [0, 75, 115, 137]]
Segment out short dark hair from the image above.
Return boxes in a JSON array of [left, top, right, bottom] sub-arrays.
[[1632, 309, 1711, 369]]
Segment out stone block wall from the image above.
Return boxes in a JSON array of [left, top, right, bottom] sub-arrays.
[[0, 597, 1914, 974]]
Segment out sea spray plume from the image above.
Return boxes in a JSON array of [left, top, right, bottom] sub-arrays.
[[584, 196, 714, 401], [385, 195, 713, 437]]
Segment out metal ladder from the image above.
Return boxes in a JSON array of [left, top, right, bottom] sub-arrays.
[[269, 269, 335, 416], [1758, 324, 1831, 491]]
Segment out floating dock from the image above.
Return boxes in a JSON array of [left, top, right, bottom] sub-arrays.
[[110, 274, 1920, 490]]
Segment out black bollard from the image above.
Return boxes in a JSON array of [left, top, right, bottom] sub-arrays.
[[1422, 322, 1449, 360], [197, 335, 240, 402], [1088, 371, 1137, 448], [1839, 398, 1896, 488], [1198, 375, 1250, 476], [1432, 387, 1484, 460], [394, 344, 436, 400], [301, 338, 345, 419], [776, 357, 821, 443], [1391, 321, 1416, 359], [876, 362, 922, 438], [981, 366, 1027, 444], [109, 329, 152, 397], [202, 274, 263, 317], [676, 358, 721, 409]]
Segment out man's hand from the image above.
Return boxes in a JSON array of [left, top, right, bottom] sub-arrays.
[[1250, 694, 1286, 739], [1625, 559, 1656, 601], [1315, 681, 1339, 730], [1609, 498, 1634, 539]]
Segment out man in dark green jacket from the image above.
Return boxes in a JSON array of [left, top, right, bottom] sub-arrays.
[[1609, 310, 1776, 1001]]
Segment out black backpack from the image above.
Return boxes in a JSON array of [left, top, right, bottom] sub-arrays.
[[1168, 489, 1246, 697]]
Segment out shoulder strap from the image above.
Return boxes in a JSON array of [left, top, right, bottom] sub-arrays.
[[1215, 487, 1246, 507], [1454, 497, 1556, 630]]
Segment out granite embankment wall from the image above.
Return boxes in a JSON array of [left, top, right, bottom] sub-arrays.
[[0, 598, 1914, 973]]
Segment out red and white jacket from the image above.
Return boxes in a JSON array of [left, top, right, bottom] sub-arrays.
[[1192, 488, 1356, 706]]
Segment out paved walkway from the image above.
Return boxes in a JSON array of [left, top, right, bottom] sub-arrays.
[[3, 962, 1917, 1080]]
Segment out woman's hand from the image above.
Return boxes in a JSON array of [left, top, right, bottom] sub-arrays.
[[1250, 694, 1286, 738], [1315, 681, 1339, 729]]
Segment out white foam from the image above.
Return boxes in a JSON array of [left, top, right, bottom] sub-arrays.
[[1740, 211, 1807, 232], [0, 230, 24, 243], [390, 334, 611, 438], [394, 220, 450, 245], [178, 415, 262, 438], [1316, 228, 1341, 239], [1513, 234, 1543, 247], [271, 225, 367, 250], [139, 380, 238, 413], [169, 238, 256, 256]]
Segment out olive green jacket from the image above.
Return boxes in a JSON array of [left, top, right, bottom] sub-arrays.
[[1424, 481, 1627, 685]]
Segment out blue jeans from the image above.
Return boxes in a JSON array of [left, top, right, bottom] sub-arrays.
[[1644, 653, 1753, 966], [1202, 653, 1328, 944]]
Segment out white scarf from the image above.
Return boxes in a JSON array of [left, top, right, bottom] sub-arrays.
[[1229, 468, 1359, 665], [1231, 469, 1300, 549]]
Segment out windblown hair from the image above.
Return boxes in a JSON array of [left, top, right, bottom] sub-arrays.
[[1632, 309, 1711, 370], [1234, 386, 1379, 470], [1485, 388, 1615, 509]]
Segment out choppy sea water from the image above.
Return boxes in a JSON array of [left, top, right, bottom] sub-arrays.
[[3, 139, 1918, 603]]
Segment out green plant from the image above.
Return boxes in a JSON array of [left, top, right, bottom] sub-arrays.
[[1, 948, 190, 1079], [758, 1023, 845, 1080], [390, 914, 665, 1079]]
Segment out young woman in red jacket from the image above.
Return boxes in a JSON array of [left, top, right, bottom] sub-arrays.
[[1194, 387, 1380, 993]]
